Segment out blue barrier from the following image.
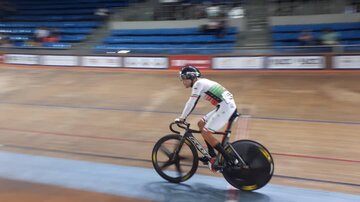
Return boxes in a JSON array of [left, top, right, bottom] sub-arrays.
[[111, 27, 238, 36], [60, 35, 86, 42], [41, 42, 72, 48], [17, 9, 97, 15], [0, 28, 92, 34], [95, 43, 234, 49], [14, 42, 72, 49], [0, 22, 100, 28], [9, 35, 86, 42], [16, 2, 128, 10], [93, 43, 235, 54], [103, 35, 237, 44], [5, 15, 100, 21]]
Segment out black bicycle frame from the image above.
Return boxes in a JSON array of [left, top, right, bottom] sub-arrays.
[[184, 131, 212, 159], [170, 121, 248, 167], [170, 122, 231, 162]]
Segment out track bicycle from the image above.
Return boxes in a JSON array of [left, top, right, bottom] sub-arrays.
[[151, 112, 274, 191]]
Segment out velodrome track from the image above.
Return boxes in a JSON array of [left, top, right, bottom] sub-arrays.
[[0, 64, 359, 201]]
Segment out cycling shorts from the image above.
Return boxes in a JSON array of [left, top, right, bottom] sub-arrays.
[[202, 100, 237, 132]]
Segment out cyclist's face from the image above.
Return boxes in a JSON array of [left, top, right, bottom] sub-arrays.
[[181, 79, 192, 88]]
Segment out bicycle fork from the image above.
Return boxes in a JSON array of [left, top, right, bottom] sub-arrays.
[[171, 135, 187, 162]]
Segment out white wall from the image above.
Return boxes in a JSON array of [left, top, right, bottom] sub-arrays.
[[270, 13, 360, 26], [110, 19, 246, 31]]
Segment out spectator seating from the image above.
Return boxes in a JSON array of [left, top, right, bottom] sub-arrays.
[[271, 22, 360, 52], [0, 24, 96, 49], [2, 0, 129, 49], [94, 27, 238, 54]]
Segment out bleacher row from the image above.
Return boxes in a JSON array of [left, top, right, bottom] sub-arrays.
[[94, 27, 238, 54], [272, 22, 360, 52]]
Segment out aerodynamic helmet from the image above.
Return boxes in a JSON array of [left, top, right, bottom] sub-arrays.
[[179, 65, 201, 80]]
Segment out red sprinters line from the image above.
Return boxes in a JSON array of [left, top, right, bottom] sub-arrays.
[[0, 127, 154, 144], [1, 127, 359, 164]]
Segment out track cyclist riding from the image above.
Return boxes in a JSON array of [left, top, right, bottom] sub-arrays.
[[176, 65, 238, 171], [151, 65, 274, 191]]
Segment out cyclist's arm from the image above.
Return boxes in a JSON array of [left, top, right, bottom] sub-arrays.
[[180, 81, 202, 119], [179, 94, 200, 119]]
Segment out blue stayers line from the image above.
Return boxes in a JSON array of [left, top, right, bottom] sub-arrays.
[[274, 175, 360, 187], [1, 101, 360, 125]]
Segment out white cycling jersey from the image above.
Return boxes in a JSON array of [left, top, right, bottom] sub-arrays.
[[180, 78, 237, 132]]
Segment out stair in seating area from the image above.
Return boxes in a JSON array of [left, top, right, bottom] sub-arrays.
[[73, 0, 155, 53], [242, 0, 270, 47]]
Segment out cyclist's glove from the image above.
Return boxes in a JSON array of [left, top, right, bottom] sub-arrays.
[[174, 118, 185, 123]]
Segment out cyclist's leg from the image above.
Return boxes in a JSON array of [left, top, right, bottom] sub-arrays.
[[201, 129, 232, 162], [202, 102, 237, 164], [198, 113, 216, 158]]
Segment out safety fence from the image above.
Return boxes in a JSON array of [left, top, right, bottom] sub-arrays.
[[1, 53, 360, 70]]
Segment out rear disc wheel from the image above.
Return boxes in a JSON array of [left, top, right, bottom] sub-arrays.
[[222, 140, 274, 191]]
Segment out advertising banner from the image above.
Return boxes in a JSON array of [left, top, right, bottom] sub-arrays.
[[213, 57, 265, 69], [169, 55, 211, 70], [4, 54, 40, 65], [333, 55, 360, 69], [124, 57, 168, 69], [267, 56, 324, 69], [42, 55, 78, 66], [82, 56, 121, 67]]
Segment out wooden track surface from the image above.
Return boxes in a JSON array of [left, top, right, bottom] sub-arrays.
[[0, 65, 359, 195], [0, 178, 150, 202]]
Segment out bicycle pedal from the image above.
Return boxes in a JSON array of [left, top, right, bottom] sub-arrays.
[[210, 164, 222, 173], [199, 156, 210, 165], [215, 165, 224, 173]]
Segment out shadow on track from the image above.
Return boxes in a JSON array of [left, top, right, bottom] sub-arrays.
[[144, 181, 270, 202]]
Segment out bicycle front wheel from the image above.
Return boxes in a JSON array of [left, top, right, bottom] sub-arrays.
[[152, 134, 198, 183]]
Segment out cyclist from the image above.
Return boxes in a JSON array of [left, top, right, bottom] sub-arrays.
[[175, 65, 238, 172]]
